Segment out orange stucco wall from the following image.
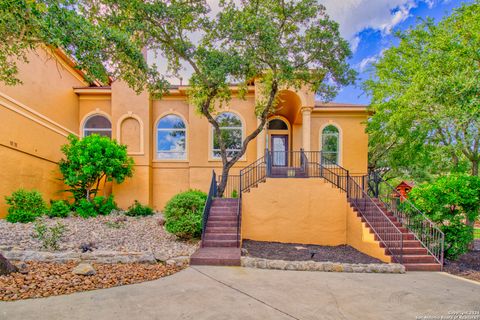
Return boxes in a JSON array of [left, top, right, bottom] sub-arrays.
[[241, 178, 390, 261], [0, 48, 86, 217]]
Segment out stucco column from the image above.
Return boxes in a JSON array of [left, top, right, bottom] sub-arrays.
[[301, 107, 313, 151], [256, 118, 266, 157]]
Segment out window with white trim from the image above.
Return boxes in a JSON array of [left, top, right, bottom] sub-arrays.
[[322, 125, 339, 164], [83, 115, 112, 138], [212, 112, 243, 158], [156, 114, 187, 160]]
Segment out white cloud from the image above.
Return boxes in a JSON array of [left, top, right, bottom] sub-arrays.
[[357, 49, 387, 72]]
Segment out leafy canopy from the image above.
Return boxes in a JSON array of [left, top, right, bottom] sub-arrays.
[[364, 1, 480, 179], [410, 174, 480, 259], [59, 134, 134, 202]]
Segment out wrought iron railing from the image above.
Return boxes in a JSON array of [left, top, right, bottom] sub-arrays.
[[201, 170, 217, 247], [367, 172, 444, 266], [217, 175, 240, 198], [346, 177, 404, 263], [239, 155, 267, 193]]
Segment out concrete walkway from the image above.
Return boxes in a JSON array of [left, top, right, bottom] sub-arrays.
[[1, 267, 480, 320]]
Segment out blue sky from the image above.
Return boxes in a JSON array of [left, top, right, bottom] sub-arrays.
[[331, 0, 473, 104]]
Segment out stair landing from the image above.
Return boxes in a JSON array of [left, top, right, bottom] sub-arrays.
[[190, 247, 241, 266]]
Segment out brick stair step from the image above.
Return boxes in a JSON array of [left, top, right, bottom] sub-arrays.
[[374, 233, 415, 241], [204, 233, 238, 240], [210, 208, 238, 212], [389, 247, 428, 255], [202, 240, 238, 247], [403, 263, 442, 271], [208, 216, 238, 222], [381, 240, 423, 248], [401, 255, 437, 264], [206, 227, 237, 233], [209, 212, 238, 217], [190, 247, 241, 266], [207, 221, 238, 227]]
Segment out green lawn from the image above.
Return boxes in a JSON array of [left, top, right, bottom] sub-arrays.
[[475, 228, 480, 239]]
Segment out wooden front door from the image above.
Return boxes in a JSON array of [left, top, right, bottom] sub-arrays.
[[271, 134, 288, 166]]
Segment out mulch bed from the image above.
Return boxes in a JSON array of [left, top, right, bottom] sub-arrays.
[[242, 240, 383, 264], [0, 261, 183, 301], [444, 250, 480, 282]]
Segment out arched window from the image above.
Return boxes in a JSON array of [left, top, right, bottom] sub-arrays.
[[268, 119, 288, 130], [212, 112, 243, 158], [83, 115, 112, 138], [156, 114, 186, 160], [321, 125, 340, 164]]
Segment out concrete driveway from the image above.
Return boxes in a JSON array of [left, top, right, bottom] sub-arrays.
[[1, 266, 479, 320]]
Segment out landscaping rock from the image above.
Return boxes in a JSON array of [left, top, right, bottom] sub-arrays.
[[241, 257, 405, 274], [72, 263, 96, 276]]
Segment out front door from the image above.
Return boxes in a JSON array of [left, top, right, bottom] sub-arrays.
[[271, 134, 288, 166]]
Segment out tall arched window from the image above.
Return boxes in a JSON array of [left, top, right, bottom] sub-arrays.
[[212, 112, 243, 158], [157, 114, 187, 160], [83, 115, 112, 138], [322, 125, 340, 164]]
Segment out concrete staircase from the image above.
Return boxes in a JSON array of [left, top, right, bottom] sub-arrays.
[[190, 198, 241, 266], [349, 199, 442, 271]]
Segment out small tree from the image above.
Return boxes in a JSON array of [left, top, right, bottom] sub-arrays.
[[409, 174, 480, 260], [59, 134, 134, 203]]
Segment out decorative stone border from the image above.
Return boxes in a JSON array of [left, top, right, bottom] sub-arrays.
[[241, 257, 405, 273], [1, 248, 190, 267]]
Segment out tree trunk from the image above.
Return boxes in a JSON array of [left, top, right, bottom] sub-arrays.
[[0, 252, 17, 275], [217, 166, 231, 198], [472, 160, 479, 177]]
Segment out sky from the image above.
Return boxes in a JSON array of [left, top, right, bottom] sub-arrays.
[[328, 0, 473, 104]]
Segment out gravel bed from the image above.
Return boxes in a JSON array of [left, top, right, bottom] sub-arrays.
[[0, 213, 198, 259], [0, 261, 182, 301], [444, 250, 480, 282], [242, 240, 384, 264]]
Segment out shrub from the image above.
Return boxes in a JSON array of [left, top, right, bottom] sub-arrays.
[[59, 134, 134, 204], [33, 220, 67, 251], [47, 200, 71, 218], [125, 200, 154, 217], [5, 189, 46, 223], [163, 190, 207, 239], [410, 174, 480, 260], [93, 195, 117, 216], [231, 189, 238, 198], [75, 199, 97, 218]]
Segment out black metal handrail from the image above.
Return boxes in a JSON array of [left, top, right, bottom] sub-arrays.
[[217, 175, 240, 198], [346, 176, 404, 264], [239, 155, 267, 193], [367, 172, 444, 266], [201, 170, 217, 247]]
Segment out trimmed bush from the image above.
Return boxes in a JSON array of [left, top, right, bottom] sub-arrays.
[[75, 199, 97, 218], [5, 189, 46, 223], [93, 195, 117, 216], [47, 200, 71, 218], [125, 200, 154, 217], [163, 190, 207, 240]]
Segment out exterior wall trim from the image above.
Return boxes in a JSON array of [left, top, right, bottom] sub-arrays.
[[116, 113, 145, 155], [0, 91, 77, 138]]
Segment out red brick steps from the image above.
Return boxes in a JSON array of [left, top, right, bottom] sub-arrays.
[[190, 198, 241, 266], [349, 201, 442, 271]]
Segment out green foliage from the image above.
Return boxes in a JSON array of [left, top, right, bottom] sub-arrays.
[[163, 190, 207, 239], [92, 195, 117, 216], [74, 195, 116, 218], [364, 1, 480, 179], [59, 134, 134, 203], [0, 0, 165, 94], [75, 199, 97, 218], [231, 190, 238, 199], [125, 200, 154, 217], [47, 200, 71, 218], [5, 189, 46, 223], [33, 220, 67, 251], [410, 174, 480, 260]]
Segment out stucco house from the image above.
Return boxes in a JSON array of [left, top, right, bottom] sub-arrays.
[[0, 47, 443, 271]]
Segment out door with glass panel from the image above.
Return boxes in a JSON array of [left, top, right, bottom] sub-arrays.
[[271, 135, 288, 166]]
